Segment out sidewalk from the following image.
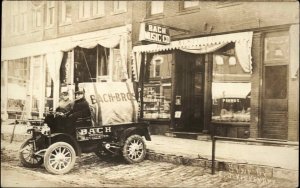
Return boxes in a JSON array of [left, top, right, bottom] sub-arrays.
[[1, 123, 299, 180]]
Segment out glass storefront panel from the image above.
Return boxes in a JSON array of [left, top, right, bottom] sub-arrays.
[[7, 58, 29, 119], [143, 53, 172, 119], [211, 43, 251, 122]]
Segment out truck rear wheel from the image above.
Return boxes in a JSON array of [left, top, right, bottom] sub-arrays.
[[44, 142, 76, 175], [122, 135, 146, 163]]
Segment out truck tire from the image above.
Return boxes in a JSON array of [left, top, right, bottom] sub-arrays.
[[44, 142, 76, 175], [19, 138, 43, 168], [122, 134, 146, 163]]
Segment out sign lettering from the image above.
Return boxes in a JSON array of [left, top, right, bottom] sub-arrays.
[[139, 23, 171, 44]]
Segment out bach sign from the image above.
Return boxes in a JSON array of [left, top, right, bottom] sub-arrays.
[[139, 23, 171, 44]]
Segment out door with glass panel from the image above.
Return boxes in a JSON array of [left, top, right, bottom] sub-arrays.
[[262, 31, 289, 140]]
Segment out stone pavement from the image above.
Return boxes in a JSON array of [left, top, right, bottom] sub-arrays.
[[1, 123, 299, 181]]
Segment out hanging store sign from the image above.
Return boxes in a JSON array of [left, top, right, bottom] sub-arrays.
[[139, 23, 171, 44]]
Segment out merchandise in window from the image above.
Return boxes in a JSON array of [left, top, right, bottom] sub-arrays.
[[7, 58, 30, 119], [143, 53, 172, 120], [211, 43, 251, 123]]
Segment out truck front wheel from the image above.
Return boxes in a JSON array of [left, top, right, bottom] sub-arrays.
[[122, 135, 146, 163], [44, 142, 76, 174]]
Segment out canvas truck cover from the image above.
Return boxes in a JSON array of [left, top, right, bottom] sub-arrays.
[[78, 82, 138, 125]]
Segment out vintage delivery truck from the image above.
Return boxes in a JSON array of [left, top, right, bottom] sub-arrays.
[[19, 82, 151, 174]]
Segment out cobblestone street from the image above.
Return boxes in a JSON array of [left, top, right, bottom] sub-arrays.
[[1, 140, 297, 187]]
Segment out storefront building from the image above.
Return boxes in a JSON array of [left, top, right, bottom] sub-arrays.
[[1, 1, 133, 123], [131, 1, 299, 141]]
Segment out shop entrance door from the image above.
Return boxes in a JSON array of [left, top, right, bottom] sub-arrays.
[[262, 65, 288, 140], [175, 52, 205, 132], [262, 31, 289, 140]]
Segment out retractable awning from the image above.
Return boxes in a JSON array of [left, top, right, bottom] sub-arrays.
[[2, 25, 130, 61], [132, 31, 253, 82]]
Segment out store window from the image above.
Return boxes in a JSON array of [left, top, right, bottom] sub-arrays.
[[61, 1, 72, 24], [150, 1, 164, 15], [211, 43, 251, 122], [47, 1, 55, 26], [143, 53, 172, 119], [7, 58, 30, 119], [114, 1, 127, 13]]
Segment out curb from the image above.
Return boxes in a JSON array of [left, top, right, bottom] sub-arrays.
[[145, 150, 299, 181], [2, 132, 298, 181]]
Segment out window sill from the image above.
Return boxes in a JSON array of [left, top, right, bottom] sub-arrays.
[[45, 24, 55, 29], [78, 15, 105, 22], [59, 22, 72, 27], [176, 8, 200, 16], [111, 10, 127, 15], [144, 14, 164, 21]]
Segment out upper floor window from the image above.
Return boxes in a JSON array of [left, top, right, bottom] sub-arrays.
[[31, 1, 44, 29], [150, 1, 164, 15], [79, 1, 91, 19], [11, 1, 19, 33], [114, 1, 127, 13], [19, 1, 28, 32], [32, 8, 42, 28], [92, 1, 105, 16], [61, 1, 72, 24], [47, 1, 55, 26], [79, 1, 104, 19], [183, 1, 199, 9]]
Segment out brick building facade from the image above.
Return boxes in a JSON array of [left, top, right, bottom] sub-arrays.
[[1, 1, 299, 141]]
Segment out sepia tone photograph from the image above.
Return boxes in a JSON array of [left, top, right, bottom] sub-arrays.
[[1, 0, 299, 187]]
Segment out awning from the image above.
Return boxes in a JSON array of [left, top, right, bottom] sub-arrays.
[[133, 32, 253, 53], [2, 25, 130, 61], [212, 82, 251, 99], [132, 31, 253, 82]]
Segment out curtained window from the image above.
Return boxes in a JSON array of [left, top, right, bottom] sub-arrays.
[[211, 43, 251, 122]]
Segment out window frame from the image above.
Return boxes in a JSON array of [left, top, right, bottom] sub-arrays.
[[150, 1, 164, 15], [60, 1, 72, 25], [46, 1, 55, 27], [113, 1, 127, 14], [180, 0, 200, 12]]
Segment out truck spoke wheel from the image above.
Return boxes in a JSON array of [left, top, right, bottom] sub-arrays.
[[122, 135, 146, 163], [44, 142, 76, 175], [19, 138, 43, 168]]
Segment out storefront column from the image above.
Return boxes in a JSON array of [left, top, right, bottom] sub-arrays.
[[1, 61, 8, 121], [288, 24, 299, 141], [170, 51, 176, 131], [203, 54, 213, 133], [249, 32, 263, 138]]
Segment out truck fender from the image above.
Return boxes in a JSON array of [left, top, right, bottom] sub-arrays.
[[49, 133, 82, 156], [119, 127, 151, 145]]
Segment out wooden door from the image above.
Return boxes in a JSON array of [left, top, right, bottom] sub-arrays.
[[262, 31, 289, 140], [174, 51, 205, 131]]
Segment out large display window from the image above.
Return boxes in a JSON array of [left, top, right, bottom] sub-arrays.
[[211, 43, 251, 122], [143, 53, 172, 120]]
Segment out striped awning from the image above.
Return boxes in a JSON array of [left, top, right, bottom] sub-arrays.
[[132, 32, 253, 82]]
